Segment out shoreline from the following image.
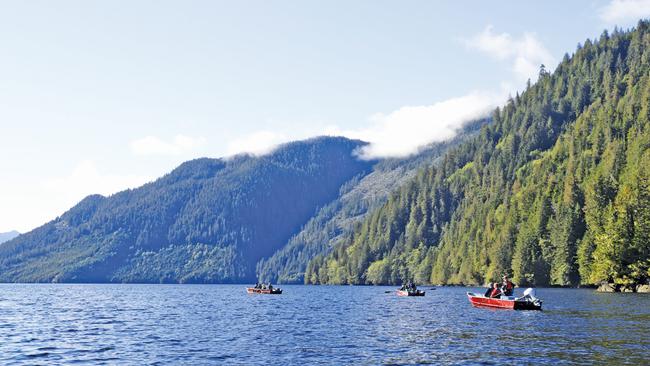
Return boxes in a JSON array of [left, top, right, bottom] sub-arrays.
[[1, 281, 648, 292]]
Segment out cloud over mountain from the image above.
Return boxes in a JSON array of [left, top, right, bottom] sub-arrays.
[[463, 25, 556, 82], [326, 92, 498, 159], [600, 0, 650, 23]]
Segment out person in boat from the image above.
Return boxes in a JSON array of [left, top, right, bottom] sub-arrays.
[[501, 275, 515, 296], [484, 283, 493, 297], [408, 281, 416, 291], [489, 282, 502, 298], [268, 284, 273, 291]]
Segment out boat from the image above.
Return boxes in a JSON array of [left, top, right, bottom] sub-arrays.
[[467, 288, 542, 310], [246, 287, 282, 294], [396, 289, 425, 296]]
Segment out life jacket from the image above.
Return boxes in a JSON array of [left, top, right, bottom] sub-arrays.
[[490, 288, 501, 298]]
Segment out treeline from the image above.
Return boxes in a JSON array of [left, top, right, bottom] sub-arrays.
[[306, 22, 650, 288]]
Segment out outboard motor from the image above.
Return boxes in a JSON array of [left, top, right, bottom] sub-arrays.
[[523, 288, 536, 298], [521, 288, 542, 307]]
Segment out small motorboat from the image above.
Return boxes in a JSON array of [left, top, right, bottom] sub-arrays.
[[467, 288, 542, 310], [396, 289, 425, 296], [246, 287, 282, 294]]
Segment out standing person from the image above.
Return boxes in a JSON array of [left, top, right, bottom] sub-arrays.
[[501, 275, 515, 296]]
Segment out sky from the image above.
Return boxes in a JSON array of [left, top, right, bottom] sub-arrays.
[[1, 0, 650, 233]]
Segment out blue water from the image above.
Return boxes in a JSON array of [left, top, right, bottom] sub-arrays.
[[0, 285, 647, 365]]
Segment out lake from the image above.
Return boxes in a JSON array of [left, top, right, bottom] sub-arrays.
[[0, 285, 647, 365]]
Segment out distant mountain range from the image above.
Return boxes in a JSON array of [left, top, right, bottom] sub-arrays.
[[2, 23, 649, 289], [0, 231, 19, 245], [0, 125, 482, 284], [0, 137, 375, 283]]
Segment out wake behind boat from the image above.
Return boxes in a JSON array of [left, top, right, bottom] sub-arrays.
[[467, 288, 542, 310]]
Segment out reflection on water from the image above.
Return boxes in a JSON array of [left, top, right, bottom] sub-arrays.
[[0, 285, 647, 364]]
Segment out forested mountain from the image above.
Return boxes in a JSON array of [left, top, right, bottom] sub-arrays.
[[4, 23, 650, 289], [307, 22, 650, 289], [0, 231, 19, 245], [0, 137, 374, 283], [256, 120, 486, 284]]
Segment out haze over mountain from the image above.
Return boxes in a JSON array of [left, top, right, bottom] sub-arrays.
[[0, 231, 19, 245]]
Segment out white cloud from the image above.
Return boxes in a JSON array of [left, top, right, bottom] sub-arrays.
[[225, 90, 505, 161], [0, 160, 152, 233], [324, 26, 553, 159], [324, 91, 501, 159], [600, 0, 650, 23], [225, 125, 334, 157], [211, 27, 552, 162], [130, 134, 206, 155], [226, 131, 290, 156], [464, 26, 556, 82], [43, 160, 151, 198]]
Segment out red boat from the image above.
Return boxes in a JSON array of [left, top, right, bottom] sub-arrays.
[[396, 289, 425, 296], [246, 287, 282, 294], [467, 288, 542, 310]]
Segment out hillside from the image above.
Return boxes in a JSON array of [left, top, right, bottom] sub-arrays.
[[0, 231, 19, 245], [0, 137, 374, 283], [256, 120, 486, 284], [307, 22, 650, 290]]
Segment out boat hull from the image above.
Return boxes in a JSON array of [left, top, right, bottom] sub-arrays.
[[246, 288, 282, 294], [397, 290, 425, 296], [467, 292, 541, 310]]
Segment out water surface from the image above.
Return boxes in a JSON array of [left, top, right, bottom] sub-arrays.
[[0, 285, 647, 365]]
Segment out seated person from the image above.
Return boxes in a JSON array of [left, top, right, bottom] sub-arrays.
[[489, 283, 502, 298], [484, 283, 493, 297]]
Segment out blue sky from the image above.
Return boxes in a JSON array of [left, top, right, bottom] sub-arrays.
[[1, 0, 650, 232]]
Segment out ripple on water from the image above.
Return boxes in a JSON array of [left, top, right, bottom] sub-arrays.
[[0, 285, 647, 365]]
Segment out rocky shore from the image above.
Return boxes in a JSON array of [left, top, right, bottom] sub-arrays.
[[597, 282, 650, 293]]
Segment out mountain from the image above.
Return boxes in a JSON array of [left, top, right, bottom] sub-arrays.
[[0, 231, 19, 244], [256, 119, 486, 284], [307, 22, 650, 289], [0, 137, 375, 283]]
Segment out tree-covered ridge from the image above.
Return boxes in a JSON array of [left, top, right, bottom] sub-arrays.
[[307, 22, 650, 288], [0, 137, 374, 283], [256, 120, 486, 284]]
